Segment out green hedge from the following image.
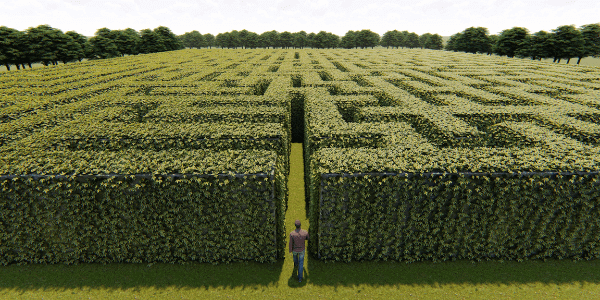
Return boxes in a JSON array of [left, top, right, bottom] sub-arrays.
[[308, 148, 600, 263], [0, 149, 288, 265]]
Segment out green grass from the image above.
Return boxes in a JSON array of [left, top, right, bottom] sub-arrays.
[[1, 143, 600, 299]]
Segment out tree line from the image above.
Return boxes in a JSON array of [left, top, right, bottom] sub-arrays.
[[0, 25, 182, 71], [180, 29, 442, 50], [446, 24, 600, 64], [0, 25, 447, 71], [10, 22, 599, 71]]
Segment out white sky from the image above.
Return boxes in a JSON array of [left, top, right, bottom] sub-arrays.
[[2, 0, 599, 37]]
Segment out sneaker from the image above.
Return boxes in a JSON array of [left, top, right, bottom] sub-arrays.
[[299, 279, 302, 283]]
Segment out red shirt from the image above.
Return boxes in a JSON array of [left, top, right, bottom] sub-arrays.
[[289, 229, 309, 253]]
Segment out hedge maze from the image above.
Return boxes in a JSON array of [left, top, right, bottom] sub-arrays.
[[1, 49, 600, 265]]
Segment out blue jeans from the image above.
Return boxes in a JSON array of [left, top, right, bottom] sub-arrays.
[[292, 250, 305, 280]]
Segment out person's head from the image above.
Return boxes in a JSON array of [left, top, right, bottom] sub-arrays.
[[295, 219, 301, 229]]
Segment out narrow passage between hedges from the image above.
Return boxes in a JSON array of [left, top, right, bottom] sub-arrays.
[[279, 142, 309, 284]]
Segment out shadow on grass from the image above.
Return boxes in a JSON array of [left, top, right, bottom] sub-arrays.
[[0, 254, 599, 291], [305, 253, 600, 287], [0, 259, 284, 291]]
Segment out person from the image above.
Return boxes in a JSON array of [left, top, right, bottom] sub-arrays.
[[289, 219, 309, 283]]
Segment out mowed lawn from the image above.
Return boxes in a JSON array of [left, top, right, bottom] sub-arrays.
[[1, 143, 599, 299]]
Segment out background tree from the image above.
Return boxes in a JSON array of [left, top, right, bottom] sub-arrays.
[[419, 33, 432, 49], [11, 29, 34, 69], [180, 30, 205, 49], [306, 32, 316, 48], [398, 31, 409, 48], [313, 31, 339, 49], [328, 32, 341, 48], [292, 31, 307, 49], [138, 28, 164, 53], [449, 27, 492, 54], [550, 25, 585, 63], [110, 30, 132, 57], [488, 34, 499, 55], [355, 29, 379, 48], [495, 27, 530, 58], [279, 31, 293, 49], [203, 33, 215, 48], [237, 29, 252, 49], [216, 32, 238, 48], [154, 26, 182, 51], [25, 25, 68, 65], [66, 31, 89, 61], [405, 32, 420, 48], [340, 30, 357, 49], [245, 31, 260, 49], [380, 30, 398, 49], [425, 33, 443, 50], [88, 28, 120, 59], [260, 30, 280, 48], [578, 23, 600, 64], [56, 34, 84, 64], [121, 28, 141, 55], [530, 31, 553, 60], [445, 32, 462, 51], [0, 26, 22, 70], [515, 31, 551, 60]]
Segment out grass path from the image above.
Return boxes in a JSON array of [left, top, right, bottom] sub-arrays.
[[1, 143, 600, 299]]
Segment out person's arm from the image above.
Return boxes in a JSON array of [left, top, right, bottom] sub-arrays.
[[289, 234, 293, 253]]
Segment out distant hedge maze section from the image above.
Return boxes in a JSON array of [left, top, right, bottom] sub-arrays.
[[1, 49, 600, 266]]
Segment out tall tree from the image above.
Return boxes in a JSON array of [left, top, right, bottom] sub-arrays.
[[11, 29, 34, 69], [121, 28, 141, 55], [419, 33, 433, 49], [292, 31, 307, 49], [260, 30, 280, 48], [328, 32, 340, 48], [306, 32, 316, 48], [204, 33, 215, 48], [154, 26, 182, 51], [26, 25, 68, 65], [488, 34, 499, 55], [279, 31, 293, 49], [229, 30, 241, 48], [138, 28, 164, 53], [355, 29, 379, 48], [445, 33, 462, 51], [238, 29, 251, 49], [340, 30, 357, 49], [425, 33, 443, 50], [65, 31, 88, 61], [550, 25, 585, 64], [314, 31, 339, 48], [89, 27, 120, 58], [245, 31, 260, 49], [451, 27, 492, 54], [380, 30, 397, 49], [405, 32, 420, 48], [0, 26, 22, 71], [515, 31, 552, 60], [495, 27, 530, 58], [314, 31, 329, 48], [398, 31, 409, 48], [578, 23, 600, 64]]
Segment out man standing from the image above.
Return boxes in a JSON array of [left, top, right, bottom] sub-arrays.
[[289, 219, 309, 283]]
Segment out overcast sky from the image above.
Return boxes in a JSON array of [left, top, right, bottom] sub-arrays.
[[3, 0, 599, 37]]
